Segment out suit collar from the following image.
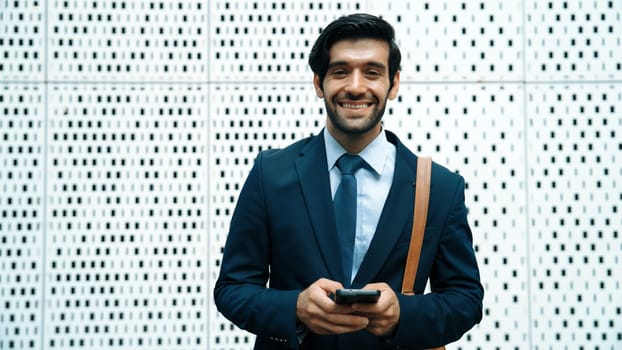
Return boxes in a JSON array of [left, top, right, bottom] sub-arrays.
[[324, 128, 395, 176]]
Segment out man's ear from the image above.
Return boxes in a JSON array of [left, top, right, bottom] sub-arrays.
[[313, 75, 324, 98], [388, 70, 400, 100]]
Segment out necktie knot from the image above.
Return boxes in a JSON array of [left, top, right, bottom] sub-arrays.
[[336, 154, 365, 175]]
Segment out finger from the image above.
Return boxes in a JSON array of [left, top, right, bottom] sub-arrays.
[[362, 282, 388, 291], [315, 278, 344, 293], [366, 321, 397, 337], [311, 313, 369, 335]]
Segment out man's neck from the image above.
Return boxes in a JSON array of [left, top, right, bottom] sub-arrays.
[[326, 124, 383, 154]]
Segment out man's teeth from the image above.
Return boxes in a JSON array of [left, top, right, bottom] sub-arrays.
[[341, 103, 369, 109]]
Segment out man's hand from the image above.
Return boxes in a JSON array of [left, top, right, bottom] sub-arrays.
[[296, 278, 369, 335], [350, 282, 400, 337]]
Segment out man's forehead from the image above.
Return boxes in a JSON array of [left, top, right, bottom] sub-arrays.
[[328, 38, 390, 65]]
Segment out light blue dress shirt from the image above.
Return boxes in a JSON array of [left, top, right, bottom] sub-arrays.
[[324, 128, 396, 282]]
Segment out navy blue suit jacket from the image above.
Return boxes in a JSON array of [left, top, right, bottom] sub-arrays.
[[214, 130, 483, 349]]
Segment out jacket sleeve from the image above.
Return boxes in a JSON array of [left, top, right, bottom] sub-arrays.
[[213, 152, 301, 349], [389, 174, 484, 348]]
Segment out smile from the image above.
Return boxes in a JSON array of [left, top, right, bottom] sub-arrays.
[[340, 103, 370, 109]]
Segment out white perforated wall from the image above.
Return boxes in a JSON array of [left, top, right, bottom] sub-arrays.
[[1, 1, 621, 349]]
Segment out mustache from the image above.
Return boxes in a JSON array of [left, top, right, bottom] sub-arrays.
[[344, 92, 365, 100], [335, 93, 379, 104]]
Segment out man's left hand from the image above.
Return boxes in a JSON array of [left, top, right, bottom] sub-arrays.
[[350, 282, 400, 337]]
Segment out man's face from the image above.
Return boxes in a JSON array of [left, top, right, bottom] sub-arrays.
[[314, 38, 400, 140]]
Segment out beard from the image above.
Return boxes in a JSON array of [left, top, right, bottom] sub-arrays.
[[324, 97, 387, 135]]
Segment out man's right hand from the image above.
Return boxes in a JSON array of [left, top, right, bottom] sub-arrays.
[[296, 278, 369, 335]]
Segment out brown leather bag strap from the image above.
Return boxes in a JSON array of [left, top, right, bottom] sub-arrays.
[[401, 157, 432, 296], [399, 158, 445, 350]]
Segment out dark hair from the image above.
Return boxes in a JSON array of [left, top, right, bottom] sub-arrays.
[[308, 13, 402, 87]]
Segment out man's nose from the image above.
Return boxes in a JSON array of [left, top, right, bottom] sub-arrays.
[[345, 71, 365, 96]]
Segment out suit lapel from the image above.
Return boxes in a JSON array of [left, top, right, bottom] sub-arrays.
[[296, 133, 346, 283], [351, 136, 417, 287]]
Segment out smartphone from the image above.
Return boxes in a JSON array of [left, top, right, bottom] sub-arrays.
[[331, 289, 381, 304]]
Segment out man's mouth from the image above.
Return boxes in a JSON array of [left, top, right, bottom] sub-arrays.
[[340, 103, 370, 110]]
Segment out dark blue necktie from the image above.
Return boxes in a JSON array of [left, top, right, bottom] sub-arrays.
[[334, 154, 366, 284]]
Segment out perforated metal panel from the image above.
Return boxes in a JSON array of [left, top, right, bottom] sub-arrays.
[[0, 1, 45, 81], [47, 2, 208, 82], [525, 1, 621, 81], [0, 84, 45, 349], [43, 84, 209, 348], [1, 0, 621, 349], [526, 83, 621, 348]]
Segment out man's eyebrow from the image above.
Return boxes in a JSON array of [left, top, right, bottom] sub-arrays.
[[327, 61, 388, 70]]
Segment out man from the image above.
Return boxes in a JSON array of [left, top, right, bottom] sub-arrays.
[[214, 13, 483, 349]]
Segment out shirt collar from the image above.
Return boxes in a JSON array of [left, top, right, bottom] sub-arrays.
[[323, 128, 393, 176]]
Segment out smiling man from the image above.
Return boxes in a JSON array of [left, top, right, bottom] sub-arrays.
[[214, 14, 483, 349]]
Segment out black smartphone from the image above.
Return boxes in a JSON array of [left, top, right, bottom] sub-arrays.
[[331, 289, 381, 304]]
